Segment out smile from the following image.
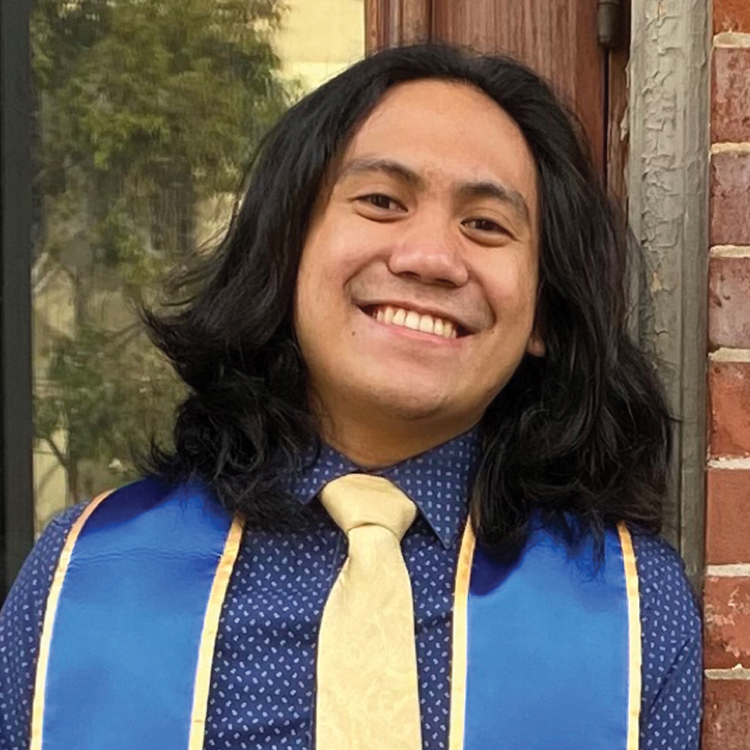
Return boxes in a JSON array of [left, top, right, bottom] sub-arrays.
[[366, 304, 460, 339]]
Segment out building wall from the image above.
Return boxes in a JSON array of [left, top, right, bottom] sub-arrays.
[[275, 0, 365, 91], [704, 1, 750, 747]]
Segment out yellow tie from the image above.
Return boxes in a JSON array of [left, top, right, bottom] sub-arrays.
[[315, 474, 423, 750]]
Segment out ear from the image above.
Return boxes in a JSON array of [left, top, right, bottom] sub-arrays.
[[526, 328, 545, 357]]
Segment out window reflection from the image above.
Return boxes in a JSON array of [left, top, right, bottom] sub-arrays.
[[32, 0, 364, 532]]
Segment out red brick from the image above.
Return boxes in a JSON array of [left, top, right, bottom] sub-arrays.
[[711, 151, 750, 246], [709, 362, 750, 457], [712, 48, 750, 143], [709, 257, 750, 349], [705, 577, 750, 668], [706, 469, 750, 564], [704, 679, 750, 750], [714, 0, 750, 34]]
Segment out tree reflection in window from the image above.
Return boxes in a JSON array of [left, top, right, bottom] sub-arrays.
[[32, 0, 296, 527]]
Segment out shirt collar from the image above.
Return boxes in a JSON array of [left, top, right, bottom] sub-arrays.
[[288, 428, 480, 550]]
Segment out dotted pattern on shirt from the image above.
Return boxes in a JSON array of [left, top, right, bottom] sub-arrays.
[[206, 434, 478, 750], [0, 503, 86, 750], [0, 434, 702, 750], [632, 532, 703, 750]]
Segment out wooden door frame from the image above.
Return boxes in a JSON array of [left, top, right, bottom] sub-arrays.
[[627, 0, 710, 586], [365, 0, 431, 51], [365, 1, 628, 202]]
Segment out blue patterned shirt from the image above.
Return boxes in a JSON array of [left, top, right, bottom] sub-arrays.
[[0, 430, 702, 749]]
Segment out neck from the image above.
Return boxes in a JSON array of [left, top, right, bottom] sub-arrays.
[[317, 410, 480, 469]]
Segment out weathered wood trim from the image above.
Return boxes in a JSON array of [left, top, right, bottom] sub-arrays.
[[605, 0, 630, 204], [365, 0, 431, 52], [430, 0, 606, 174], [627, 0, 710, 586]]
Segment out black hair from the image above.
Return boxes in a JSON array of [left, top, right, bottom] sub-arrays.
[[145, 43, 671, 560]]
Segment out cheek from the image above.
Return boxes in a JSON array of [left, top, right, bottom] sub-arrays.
[[298, 216, 363, 289], [294, 233, 361, 351], [484, 258, 540, 326]]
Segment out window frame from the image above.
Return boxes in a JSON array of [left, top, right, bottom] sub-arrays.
[[0, 0, 35, 595]]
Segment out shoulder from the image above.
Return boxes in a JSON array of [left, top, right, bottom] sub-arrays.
[[0, 477, 192, 747], [0, 503, 85, 749], [630, 531, 703, 733], [631, 531, 701, 643], [1, 502, 86, 626], [0, 501, 86, 647]]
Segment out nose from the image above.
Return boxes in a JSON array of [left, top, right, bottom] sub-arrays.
[[386, 216, 469, 288]]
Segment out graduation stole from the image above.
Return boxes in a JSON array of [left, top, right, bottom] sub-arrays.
[[31, 479, 640, 750]]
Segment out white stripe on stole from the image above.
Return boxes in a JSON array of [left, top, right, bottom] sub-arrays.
[[617, 522, 642, 750], [447, 520, 642, 750], [31, 490, 245, 750], [448, 519, 475, 750], [31, 490, 114, 750]]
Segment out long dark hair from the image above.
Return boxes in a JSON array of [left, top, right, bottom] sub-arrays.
[[145, 43, 671, 560]]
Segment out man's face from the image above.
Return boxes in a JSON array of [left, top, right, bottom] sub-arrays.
[[294, 79, 543, 445]]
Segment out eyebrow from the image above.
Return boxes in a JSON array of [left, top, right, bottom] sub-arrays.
[[455, 181, 531, 226], [338, 157, 531, 226], [338, 157, 426, 189]]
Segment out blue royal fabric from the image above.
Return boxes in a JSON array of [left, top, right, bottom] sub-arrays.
[[38, 479, 634, 750], [40, 479, 232, 750], [464, 528, 631, 750]]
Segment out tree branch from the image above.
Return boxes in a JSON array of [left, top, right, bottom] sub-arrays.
[[44, 436, 69, 471]]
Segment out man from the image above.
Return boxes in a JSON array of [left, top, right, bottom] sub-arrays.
[[0, 44, 701, 750]]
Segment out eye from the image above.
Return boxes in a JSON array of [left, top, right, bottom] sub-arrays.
[[357, 193, 405, 211], [463, 218, 506, 234]]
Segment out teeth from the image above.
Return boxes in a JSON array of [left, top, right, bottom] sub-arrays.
[[404, 311, 420, 331], [370, 305, 458, 339], [418, 315, 434, 333]]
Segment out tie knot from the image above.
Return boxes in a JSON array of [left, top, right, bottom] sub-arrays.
[[319, 474, 418, 540]]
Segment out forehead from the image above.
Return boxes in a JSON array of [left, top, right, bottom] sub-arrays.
[[338, 79, 537, 206]]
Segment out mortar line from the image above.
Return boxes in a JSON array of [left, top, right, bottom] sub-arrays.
[[714, 32, 750, 48], [708, 457, 750, 470], [706, 564, 750, 577], [709, 348, 750, 362], [710, 245, 750, 258], [705, 668, 750, 680], [711, 142, 750, 154]]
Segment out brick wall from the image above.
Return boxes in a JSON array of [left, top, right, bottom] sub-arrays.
[[704, 1, 750, 747]]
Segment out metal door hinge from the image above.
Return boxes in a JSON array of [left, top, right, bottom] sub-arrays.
[[598, 0, 623, 48]]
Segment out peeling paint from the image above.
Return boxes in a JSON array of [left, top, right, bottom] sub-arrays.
[[628, 0, 710, 577]]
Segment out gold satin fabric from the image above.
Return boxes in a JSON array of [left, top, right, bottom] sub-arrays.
[[315, 474, 423, 750]]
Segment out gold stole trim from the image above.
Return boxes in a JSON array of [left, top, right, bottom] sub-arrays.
[[30, 489, 245, 750], [448, 519, 475, 750], [30, 489, 114, 750], [617, 522, 642, 750], [188, 513, 245, 750], [448, 521, 642, 750]]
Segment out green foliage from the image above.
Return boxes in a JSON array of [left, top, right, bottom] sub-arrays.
[[35, 325, 182, 481], [33, 0, 294, 503]]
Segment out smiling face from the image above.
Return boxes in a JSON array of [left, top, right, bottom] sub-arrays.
[[293, 79, 544, 464]]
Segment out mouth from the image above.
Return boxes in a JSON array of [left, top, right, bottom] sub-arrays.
[[358, 304, 471, 340]]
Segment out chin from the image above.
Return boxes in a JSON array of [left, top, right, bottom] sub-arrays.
[[364, 383, 453, 423]]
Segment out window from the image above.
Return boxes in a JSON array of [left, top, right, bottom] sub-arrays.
[[30, 0, 365, 533]]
